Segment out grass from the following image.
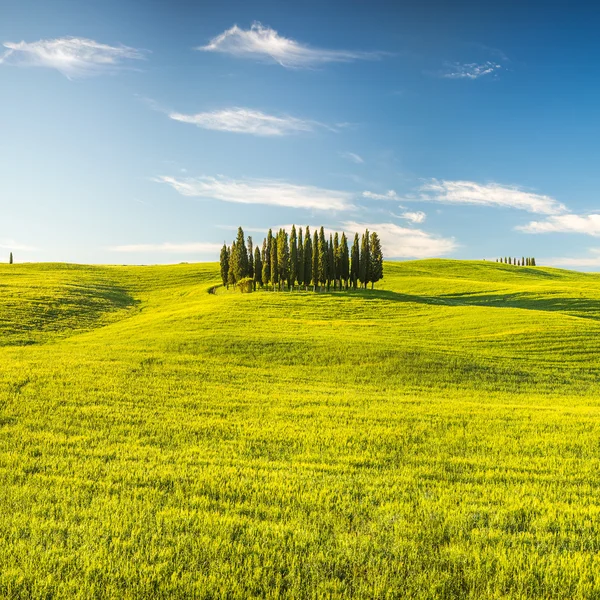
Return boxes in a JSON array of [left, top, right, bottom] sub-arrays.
[[2, 259, 600, 598]]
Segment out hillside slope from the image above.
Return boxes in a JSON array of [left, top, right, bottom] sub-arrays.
[[2, 260, 600, 599]]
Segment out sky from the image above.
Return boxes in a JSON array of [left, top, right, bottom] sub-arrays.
[[2, 0, 600, 268]]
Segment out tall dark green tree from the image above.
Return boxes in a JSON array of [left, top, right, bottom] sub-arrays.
[[263, 230, 272, 288], [9, 252, 13, 265], [359, 230, 371, 289], [289, 225, 298, 290], [277, 228, 290, 290], [254, 247, 262, 289], [351, 233, 360, 289], [270, 234, 279, 289], [369, 231, 383, 289], [340, 233, 349, 289], [327, 233, 335, 291], [247, 237, 254, 279], [304, 227, 313, 290], [312, 230, 319, 291], [220, 243, 229, 288], [318, 227, 328, 290], [297, 227, 304, 287], [234, 227, 249, 281], [333, 233, 340, 291], [228, 242, 237, 287]]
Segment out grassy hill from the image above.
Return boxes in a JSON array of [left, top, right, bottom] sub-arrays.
[[2, 259, 600, 598]]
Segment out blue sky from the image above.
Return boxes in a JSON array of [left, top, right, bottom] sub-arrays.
[[2, 0, 600, 268]]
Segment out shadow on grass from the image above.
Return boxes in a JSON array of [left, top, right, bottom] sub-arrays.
[[324, 289, 600, 320]]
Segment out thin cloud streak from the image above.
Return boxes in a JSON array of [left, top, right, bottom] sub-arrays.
[[340, 152, 364, 164], [157, 175, 354, 211], [1, 37, 146, 78], [441, 61, 501, 79], [401, 211, 426, 224], [198, 22, 385, 68], [342, 221, 456, 258], [169, 107, 326, 136], [111, 242, 222, 253]]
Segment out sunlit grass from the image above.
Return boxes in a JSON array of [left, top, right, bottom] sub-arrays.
[[2, 259, 600, 598]]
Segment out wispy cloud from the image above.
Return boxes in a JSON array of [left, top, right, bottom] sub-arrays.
[[400, 211, 426, 224], [0, 37, 146, 78], [343, 221, 456, 258], [544, 249, 600, 267], [156, 175, 353, 211], [414, 180, 567, 215], [111, 242, 222, 253], [169, 107, 327, 136], [0, 239, 37, 251], [197, 22, 384, 68], [516, 214, 600, 236], [363, 190, 400, 201], [340, 152, 364, 164], [440, 61, 501, 79]]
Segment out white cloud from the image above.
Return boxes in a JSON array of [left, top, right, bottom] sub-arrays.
[[516, 214, 600, 236], [363, 190, 399, 201], [342, 221, 457, 258], [400, 211, 426, 224], [111, 242, 222, 253], [441, 61, 501, 79], [169, 107, 324, 136], [197, 22, 383, 68], [0, 239, 37, 251], [416, 180, 567, 215], [0, 37, 146, 78], [340, 152, 364, 164], [156, 175, 353, 211]]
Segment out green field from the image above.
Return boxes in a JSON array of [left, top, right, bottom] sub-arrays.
[[3, 259, 600, 598]]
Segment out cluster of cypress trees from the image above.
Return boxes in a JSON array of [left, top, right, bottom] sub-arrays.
[[496, 257, 536, 266], [220, 226, 383, 292]]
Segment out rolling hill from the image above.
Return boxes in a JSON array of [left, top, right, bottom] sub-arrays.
[[2, 259, 600, 598]]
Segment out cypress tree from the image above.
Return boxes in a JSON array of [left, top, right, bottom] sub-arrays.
[[351, 233, 360, 289], [359, 230, 371, 289], [297, 228, 304, 287], [263, 230, 272, 288], [304, 227, 313, 291], [312, 230, 319, 291], [340, 233, 349, 289], [271, 234, 279, 289], [277, 228, 290, 290], [318, 227, 328, 290], [508, 257, 512, 265], [333, 233, 340, 290], [290, 225, 298, 290], [228, 242, 237, 287], [370, 232, 383, 289], [247, 236, 254, 279], [522, 256, 525, 267], [532, 257, 536, 266], [220, 243, 229, 288], [327, 233, 335, 291], [254, 246, 262, 288], [9, 252, 13, 265], [234, 227, 249, 280]]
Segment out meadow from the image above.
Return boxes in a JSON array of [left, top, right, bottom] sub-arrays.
[[2, 259, 600, 598]]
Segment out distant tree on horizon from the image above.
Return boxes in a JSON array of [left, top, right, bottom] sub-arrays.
[[370, 232, 383, 288], [9, 252, 13, 265], [219, 243, 229, 288]]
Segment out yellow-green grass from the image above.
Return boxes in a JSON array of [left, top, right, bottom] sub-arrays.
[[2, 260, 600, 598]]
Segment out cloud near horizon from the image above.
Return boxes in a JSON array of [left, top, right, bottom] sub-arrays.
[[516, 214, 600, 236], [169, 107, 327, 136], [111, 242, 222, 253], [0, 37, 146, 78], [342, 221, 456, 258], [157, 175, 353, 211], [197, 22, 384, 68]]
